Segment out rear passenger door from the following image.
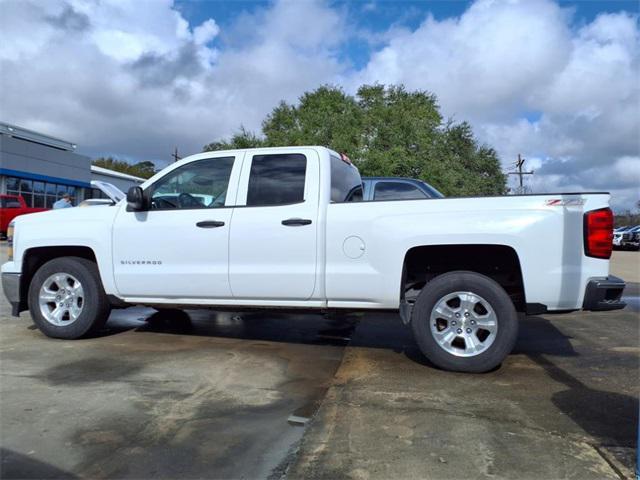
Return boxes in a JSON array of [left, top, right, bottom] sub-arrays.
[[229, 150, 319, 300]]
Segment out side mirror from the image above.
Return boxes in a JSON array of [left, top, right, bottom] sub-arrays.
[[126, 186, 146, 211]]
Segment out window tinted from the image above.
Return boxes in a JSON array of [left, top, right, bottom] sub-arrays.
[[420, 181, 444, 198], [330, 155, 363, 202], [373, 181, 427, 201], [150, 157, 234, 209], [246, 154, 306, 206]]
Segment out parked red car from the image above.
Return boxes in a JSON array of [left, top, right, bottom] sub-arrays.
[[0, 194, 47, 239]]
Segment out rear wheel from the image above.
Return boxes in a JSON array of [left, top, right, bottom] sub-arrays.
[[28, 257, 111, 339], [411, 271, 518, 373]]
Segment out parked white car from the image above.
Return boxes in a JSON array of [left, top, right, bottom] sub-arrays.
[[612, 226, 629, 247], [619, 225, 640, 250], [1, 146, 626, 372]]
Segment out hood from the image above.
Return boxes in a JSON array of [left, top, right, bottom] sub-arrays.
[[91, 180, 125, 203]]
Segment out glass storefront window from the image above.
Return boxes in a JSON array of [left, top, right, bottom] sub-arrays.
[[3, 176, 84, 207], [20, 180, 33, 193], [6, 178, 19, 191]]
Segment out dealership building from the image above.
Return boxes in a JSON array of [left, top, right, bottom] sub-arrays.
[[0, 122, 144, 207]]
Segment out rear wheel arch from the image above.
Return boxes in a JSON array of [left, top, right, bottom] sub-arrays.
[[401, 244, 526, 312]]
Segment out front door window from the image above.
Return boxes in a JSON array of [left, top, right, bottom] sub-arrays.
[[150, 157, 235, 209]]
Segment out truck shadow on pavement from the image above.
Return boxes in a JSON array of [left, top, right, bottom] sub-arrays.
[[514, 316, 638, 450], [106, 308, 363, 347], [0, 449, 77, 480], [102, 308, 638, 450]]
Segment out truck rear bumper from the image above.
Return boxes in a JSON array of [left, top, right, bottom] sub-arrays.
[[1, 272, 22, 317], [582, 276, 626, 311]]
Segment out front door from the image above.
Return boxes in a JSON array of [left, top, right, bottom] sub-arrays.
[[229, 150, 319, 300], [112, 153, 242, 299]]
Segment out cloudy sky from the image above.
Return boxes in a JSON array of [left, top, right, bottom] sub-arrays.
[[1, 0, 638, 209]]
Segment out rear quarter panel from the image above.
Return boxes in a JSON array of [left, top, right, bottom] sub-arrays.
[[325, 194, 610, 310]]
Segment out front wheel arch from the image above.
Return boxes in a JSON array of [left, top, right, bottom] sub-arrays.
[[19, 246, 98, 314], [27, 256, 111, 339]]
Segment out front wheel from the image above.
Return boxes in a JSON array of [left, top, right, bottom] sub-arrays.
[[411, 271, 518, 373], [28, 257, 111, 339]]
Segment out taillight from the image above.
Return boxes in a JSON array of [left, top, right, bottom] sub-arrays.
[[584, 208, 613, 259]]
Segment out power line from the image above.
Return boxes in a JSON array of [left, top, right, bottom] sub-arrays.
[[508, 154, 534, 194]]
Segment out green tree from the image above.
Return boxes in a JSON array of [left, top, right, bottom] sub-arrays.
[[203, 126, 265, 151], [203, 84, 506, 195], [92, 157, 157, 179]]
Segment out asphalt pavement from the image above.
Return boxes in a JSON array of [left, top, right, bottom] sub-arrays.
[[0, 245, 638, 479]]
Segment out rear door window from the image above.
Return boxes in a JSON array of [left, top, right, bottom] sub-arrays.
[[246, 154, 307, 206]]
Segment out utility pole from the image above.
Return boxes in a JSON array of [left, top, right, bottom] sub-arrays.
[[172, 147, 181, 163], [508, 154, 534, 194]]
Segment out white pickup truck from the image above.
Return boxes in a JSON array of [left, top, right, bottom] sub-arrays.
[[1, 146, 626, 372]]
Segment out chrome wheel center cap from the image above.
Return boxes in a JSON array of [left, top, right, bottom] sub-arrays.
[[429, 291, 498, 358], [38, 272, 85, 327]]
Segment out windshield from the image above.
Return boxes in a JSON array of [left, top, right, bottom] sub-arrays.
[[417, 180, 444, 198]]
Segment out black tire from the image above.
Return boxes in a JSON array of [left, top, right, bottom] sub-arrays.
[[28, 257, 111, 339], [411, 271, 518, 373]]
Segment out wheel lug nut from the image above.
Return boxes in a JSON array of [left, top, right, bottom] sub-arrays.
[[470, 320, 476, 325], [466, 328, 472, 333], [464, 312, 470, 317], [456, 328, 462, 334], [455, 313, 460, 318], [451, 321, 457, 326]]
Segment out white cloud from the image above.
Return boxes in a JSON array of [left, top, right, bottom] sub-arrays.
[[0, 0, 343, 162], [193, 19, 219, 45], [353, 0, 639, 209], [353, 0, 573, 120], [0, 0, 638, 210]]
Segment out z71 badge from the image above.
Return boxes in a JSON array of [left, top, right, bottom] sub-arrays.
[[545, 198, 586, 207]]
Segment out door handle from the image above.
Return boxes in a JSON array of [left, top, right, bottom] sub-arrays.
[[196, 220, 225, 228], [281, 218, 312, 226]]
